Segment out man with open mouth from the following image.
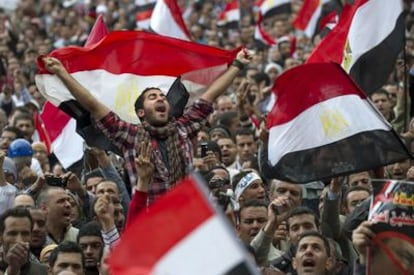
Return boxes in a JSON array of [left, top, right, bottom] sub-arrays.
[[43, 49, 252, 205]]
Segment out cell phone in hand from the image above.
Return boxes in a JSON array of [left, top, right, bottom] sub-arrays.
[[45, 176, 67, 188]]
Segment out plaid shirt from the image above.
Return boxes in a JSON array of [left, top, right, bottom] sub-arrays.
[[96, 99, 213, 204]]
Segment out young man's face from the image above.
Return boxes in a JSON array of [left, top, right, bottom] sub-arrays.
[[235, 134, 256, 163], [78, 236, 103, 268], [138, 89, 171, 126], [15, 119, 34, 139], [293, 236, 331, 275], [288, 214, 318, 245]]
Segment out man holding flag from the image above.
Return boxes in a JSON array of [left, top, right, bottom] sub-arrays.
[[41, 49, 251, 205]]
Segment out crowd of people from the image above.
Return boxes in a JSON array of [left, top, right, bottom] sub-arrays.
[[0, 0, 413, 275]]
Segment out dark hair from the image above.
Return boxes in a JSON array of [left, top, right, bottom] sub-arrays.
[[287, 206, 320, 230], [253, 72, 271, 86], [343, 186, 370, 207], [48, 241, 85, 268], [237, 199, 268, 224], [370, 88, 390, 99], [83, 169, 104, 184], [13, 113, 34, 126], [2, 126, 24, 139], [0, 207, 33, 233], [77, 221, 103, 243], [295, 231, 330, 257], [234, 127, 255, 140], [134, 87, 161, 111]]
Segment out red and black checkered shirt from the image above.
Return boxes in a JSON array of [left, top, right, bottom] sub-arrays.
[[96, 99, 213, 204]]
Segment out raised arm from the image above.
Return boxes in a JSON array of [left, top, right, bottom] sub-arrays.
[[43, 57, 110, 120], [200, 49, 252, 103]]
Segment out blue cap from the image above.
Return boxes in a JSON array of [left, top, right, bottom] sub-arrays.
[[8, 138, 33, 158]]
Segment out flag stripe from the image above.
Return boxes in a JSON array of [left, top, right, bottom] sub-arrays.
[[36, 70, 177, 124], [266, 130, 409, 183], [153, 216, 250, 275], [268, 95, 389, 165], [37, 31, 235, 76], [267, 63, 366, 127], [109, 178, 214, 271]]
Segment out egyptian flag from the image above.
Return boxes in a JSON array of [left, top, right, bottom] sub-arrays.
[[150, 0, 191, 41], [109, 175, 259, 275], [135, 0, 157, 30], [307, 0, 405, 94], [257, 0, 292, 19], [293, 0, 331, 38], [217, 0, 240, 29], [38, 15, 111, 168], [261, 63, 411, 183], [35, 31, 237, 124], [254, 12, 277, 46]]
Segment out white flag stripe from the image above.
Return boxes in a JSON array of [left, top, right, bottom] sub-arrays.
[[347, 0, 403, 70], [268, 95, 389, 165], [150, 0, 190, 40], [52, 119, 84, 168], [153, 215, 247, 275], [36, 71, 179, 124]]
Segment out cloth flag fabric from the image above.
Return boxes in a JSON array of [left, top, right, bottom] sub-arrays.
[[257, 0, 292, 19], [262, 63, 411, 183], [109, 175, 259, 275], [38, 15, 111, 168], [307, 0, 405, 94], [35, 31, 238, 124], [293, 0, 330, 38], [217, 0, 240, 29], [150, 0, 191, 41], [40, 102, 84, 168]]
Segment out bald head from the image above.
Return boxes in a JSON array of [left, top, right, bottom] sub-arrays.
[[13, 194, 35, 208]]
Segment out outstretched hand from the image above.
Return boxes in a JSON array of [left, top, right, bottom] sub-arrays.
[[235, 48, 253, 65], [43, 57, 67, 76]]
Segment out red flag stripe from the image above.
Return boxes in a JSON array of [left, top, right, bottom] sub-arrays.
[[37, 31, 237, 76], [267, 63, 367, 127]]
